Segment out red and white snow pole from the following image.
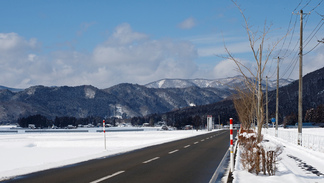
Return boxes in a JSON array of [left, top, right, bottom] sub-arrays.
[[230, 118, 234, 172], [103, 119, 106, 150]]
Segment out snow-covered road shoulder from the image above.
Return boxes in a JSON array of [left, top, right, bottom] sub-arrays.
[[233, 128, 324, 183]]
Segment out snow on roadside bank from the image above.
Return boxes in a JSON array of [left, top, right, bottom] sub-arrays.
[[0, 129, 214, 181], [233, 128, 324, 183]]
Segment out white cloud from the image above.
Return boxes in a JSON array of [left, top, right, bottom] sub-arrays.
[[3, 24, 322, 89], [0, 33, 37, 59], [89, 24, 199, 86], [272, 45, 324, 80], [0, 33, 35, 51], [211, 58, 255, 79], [212, 59, 239, 78], [0, 24, 200, 88], [304, 45, 324, 76], [0, 33, 40, 87], [108, 23, 149, 45], [178, 17, 196, 30], [28, 54, 37, 62]]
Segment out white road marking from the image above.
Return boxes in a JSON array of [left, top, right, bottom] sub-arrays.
[[184, 145, 190, 148], [201, 139, 205, 142], [194, 141, 199, 144], [90, 171, 125, 183], [168, 149, 179, 154], [143, 157, 160, 164]]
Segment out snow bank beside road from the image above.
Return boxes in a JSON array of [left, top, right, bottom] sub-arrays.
[[233, 128, 324, 183]]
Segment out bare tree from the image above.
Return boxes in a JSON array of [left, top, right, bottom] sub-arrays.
[[232, 85, 256, 131], [225, 0, 284, 142]]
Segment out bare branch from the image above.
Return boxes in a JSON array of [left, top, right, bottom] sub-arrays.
[[227, 0, 288, 143]]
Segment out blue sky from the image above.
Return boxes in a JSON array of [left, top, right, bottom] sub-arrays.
[[0, 0, 323, 88]]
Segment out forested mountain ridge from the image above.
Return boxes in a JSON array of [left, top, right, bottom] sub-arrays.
[[148, 67, 324, 127], [0, 83, 231, 123], [0, 73, 298, 124]]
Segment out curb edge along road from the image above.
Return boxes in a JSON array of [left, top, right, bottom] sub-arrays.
[[209, 132, 238, 183], [209, 148, 230, 183]]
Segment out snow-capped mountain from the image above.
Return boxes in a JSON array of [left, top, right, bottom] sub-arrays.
[[150, 67, 324, 128], [145, 76, 294, 91], [0, 84, 232, 123], [0, 76, 295, 123]]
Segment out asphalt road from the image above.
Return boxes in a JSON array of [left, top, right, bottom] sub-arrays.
[[4, 130, 231, 183]]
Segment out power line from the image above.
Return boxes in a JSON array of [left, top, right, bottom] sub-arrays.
[[304, 14, 311, 28], [281, 55, 299, 79], [301, 0, 312, 10], [303, 20, 324, 49], [294, 0, 304, 12], [302, 10, 324, 55], [281, 7, 318, 78], [277, 13, 294, 57], [266, 57, 282, 80], [309, 0, 324, 13], [283, 15, 299, 57], [277, 1, 324, 81], [277, 2, 304, 80], [278, 0, 305, 56], [303, 41, 321, 55], [304, 19, 324, 44]]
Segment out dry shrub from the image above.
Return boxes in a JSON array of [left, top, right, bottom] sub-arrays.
[[238, 130, 283, 175], [264, 144, 283, 175]]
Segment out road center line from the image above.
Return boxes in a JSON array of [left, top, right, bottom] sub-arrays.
[[90, 171, 125, 183], [184, 145, 190, 148], [201, 139, 205, 142], [194, 141, 199, 144], [143, 157, 160, 164], [168, 149, 179, 154]]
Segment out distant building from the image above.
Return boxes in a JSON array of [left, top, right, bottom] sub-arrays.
[[28, 124, 36, 129], [157, 121, 166, 126]]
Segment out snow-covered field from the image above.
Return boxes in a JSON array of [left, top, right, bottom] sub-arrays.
[[233, 128, 324, 183], [0, 126, 213, 181], [1, 126, 324, 183]]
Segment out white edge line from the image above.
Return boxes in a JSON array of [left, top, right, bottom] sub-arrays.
[[90, 170, 125, 183], [143, 157, 160, 164], [209, 149, 229, 183], [168, 149, 179, 154]]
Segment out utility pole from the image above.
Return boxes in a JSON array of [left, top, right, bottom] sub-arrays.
[[266, 76, 269, 129], [276, 57, 280, 137], [298, 10, 304, 146]]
